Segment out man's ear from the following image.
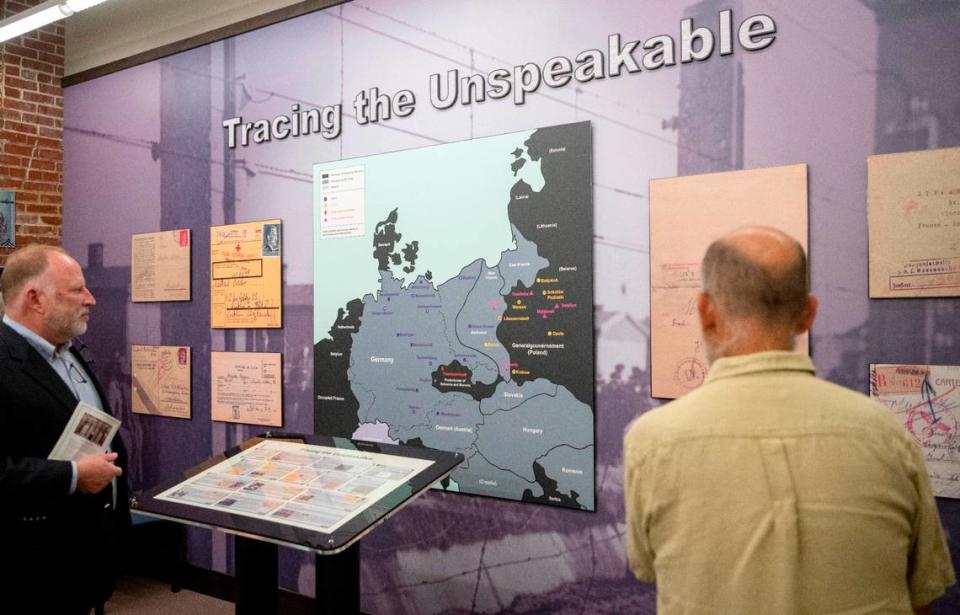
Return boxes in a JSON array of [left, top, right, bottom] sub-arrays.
[[796, 294, 818, 334], [24, 287, 45, 314], [697, 292, 716, 333]]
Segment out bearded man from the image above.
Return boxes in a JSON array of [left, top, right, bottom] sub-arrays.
[[0, 244, 130, 614]]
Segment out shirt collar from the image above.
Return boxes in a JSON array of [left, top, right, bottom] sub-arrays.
[[705, 350, 815, 384], [2, 314, 72, 360]]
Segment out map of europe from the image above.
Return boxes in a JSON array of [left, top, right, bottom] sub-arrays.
[[313, 122, 594, 509]]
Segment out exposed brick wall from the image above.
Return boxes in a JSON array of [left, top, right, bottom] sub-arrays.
[[0, 0, 65, 266]]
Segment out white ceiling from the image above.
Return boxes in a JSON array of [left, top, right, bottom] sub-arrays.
[[64, 0, 320, 78]]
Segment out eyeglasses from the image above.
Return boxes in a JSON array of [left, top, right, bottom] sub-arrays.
[[67, 362, 88, 385]]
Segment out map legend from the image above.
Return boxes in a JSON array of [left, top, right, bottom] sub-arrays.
[[318, 166, 365, 239]]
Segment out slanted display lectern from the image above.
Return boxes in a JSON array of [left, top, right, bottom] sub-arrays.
[[133, 433, 464, 614]]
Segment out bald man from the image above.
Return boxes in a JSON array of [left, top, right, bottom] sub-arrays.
[[624, 227, 954, 614], [0, 244, 129, 614]]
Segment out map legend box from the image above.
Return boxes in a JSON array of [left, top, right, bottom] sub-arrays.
[[319, 166, 365, 239]]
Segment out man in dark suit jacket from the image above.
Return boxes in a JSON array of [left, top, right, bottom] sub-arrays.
[[0, 244, 130, 614]]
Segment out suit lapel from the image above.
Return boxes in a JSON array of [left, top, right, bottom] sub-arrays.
[[1, 322, 80, 414]]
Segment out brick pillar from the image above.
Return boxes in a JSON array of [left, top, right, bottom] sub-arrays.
[[0, 0, 65, 266]]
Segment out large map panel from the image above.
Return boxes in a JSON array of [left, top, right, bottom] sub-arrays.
[[313, 122, 595, 509]]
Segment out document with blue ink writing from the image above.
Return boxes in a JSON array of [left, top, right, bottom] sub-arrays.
[[871, 363, 960, 498]]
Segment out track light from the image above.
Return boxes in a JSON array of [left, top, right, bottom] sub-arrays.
[[0, 0, 109, 44]]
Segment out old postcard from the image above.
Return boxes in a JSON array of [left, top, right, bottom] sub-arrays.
[[649, 164, 808, 399], [210, 219, 282, 328], [211, 351, 283, 426], [131, 345, 192, 419], [131, 229, 191, 302], [868, 147, 960, 298], [870, 364, 960, 499]]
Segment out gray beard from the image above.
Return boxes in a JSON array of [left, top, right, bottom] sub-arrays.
[[48, 314, 88, 342]]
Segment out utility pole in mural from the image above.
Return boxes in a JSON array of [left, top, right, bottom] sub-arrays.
[[156, 46, 214, 510], [669, 0, 744, 175], [222, 37, 237, 358]]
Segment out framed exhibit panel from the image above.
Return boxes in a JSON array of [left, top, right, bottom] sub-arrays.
[[867, 147, 960, 298], [210, 351, 283, 426], [134, 433, 463, 552], [313, 121, 595, 510], [0, 190, 14, 248], [870, 363, 960, 498], [210, 219, 283, 328], [131, 229, 192, 302], [649, 164, 809, 399], [131, 344, 192, 418]]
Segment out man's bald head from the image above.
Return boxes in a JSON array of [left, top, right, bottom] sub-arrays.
[[701, 226, 809, 330]]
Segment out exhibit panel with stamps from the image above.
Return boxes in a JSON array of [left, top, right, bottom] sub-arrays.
[[138, 434, 464, 552], [131, 344, 192, 419], [131, 229, 192, 302], [867, 147, 960, 298], [210, 219, 283, 328], [649, 164, 809, 399], [870, 364, 960, 498]]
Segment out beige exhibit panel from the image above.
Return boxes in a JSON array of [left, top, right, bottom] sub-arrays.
[[649, 164, 809, 399], [870, 363, 960, 498], [868, 147, 960, 298], [131, 229, 191, 302], [131, 345, 192, 419], [210, 219, 283, 328], [211, 351, 283, 427]]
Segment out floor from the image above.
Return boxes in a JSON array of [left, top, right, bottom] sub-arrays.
[[103, 575, 233, 615]]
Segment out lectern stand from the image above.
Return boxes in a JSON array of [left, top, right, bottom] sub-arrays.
[[134, 433, 463, 614]]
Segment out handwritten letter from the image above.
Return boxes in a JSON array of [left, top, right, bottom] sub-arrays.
[[131, 229, 191, 302], [131, 345, 192, 419], [871, 364, 960, 499], [210, 220, 282, 328]]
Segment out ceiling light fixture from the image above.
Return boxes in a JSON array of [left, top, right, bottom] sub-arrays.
[[0, 0, 109, 44]]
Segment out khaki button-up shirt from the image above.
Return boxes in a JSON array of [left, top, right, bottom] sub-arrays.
[[624, 351, 955, 614]]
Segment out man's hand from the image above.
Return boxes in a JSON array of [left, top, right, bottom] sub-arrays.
[[75, 452, 122, 494]]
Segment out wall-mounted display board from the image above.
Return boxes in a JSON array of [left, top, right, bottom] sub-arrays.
[[870, 363, 960, 499], [868, 147, 960, 298], [210, 219, 282, 328], [0, 190, 14, 248], [131, 229, 191, 302], [131, 344, 191, 419], [313, 122, 595, 510], [211, 351, 283, 426], [649, 164, 809, 399]]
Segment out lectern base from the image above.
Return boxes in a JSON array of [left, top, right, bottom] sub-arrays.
[[234, 536, 361, 615]]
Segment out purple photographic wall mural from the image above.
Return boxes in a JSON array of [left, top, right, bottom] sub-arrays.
[[62, 1, 960, 612]]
